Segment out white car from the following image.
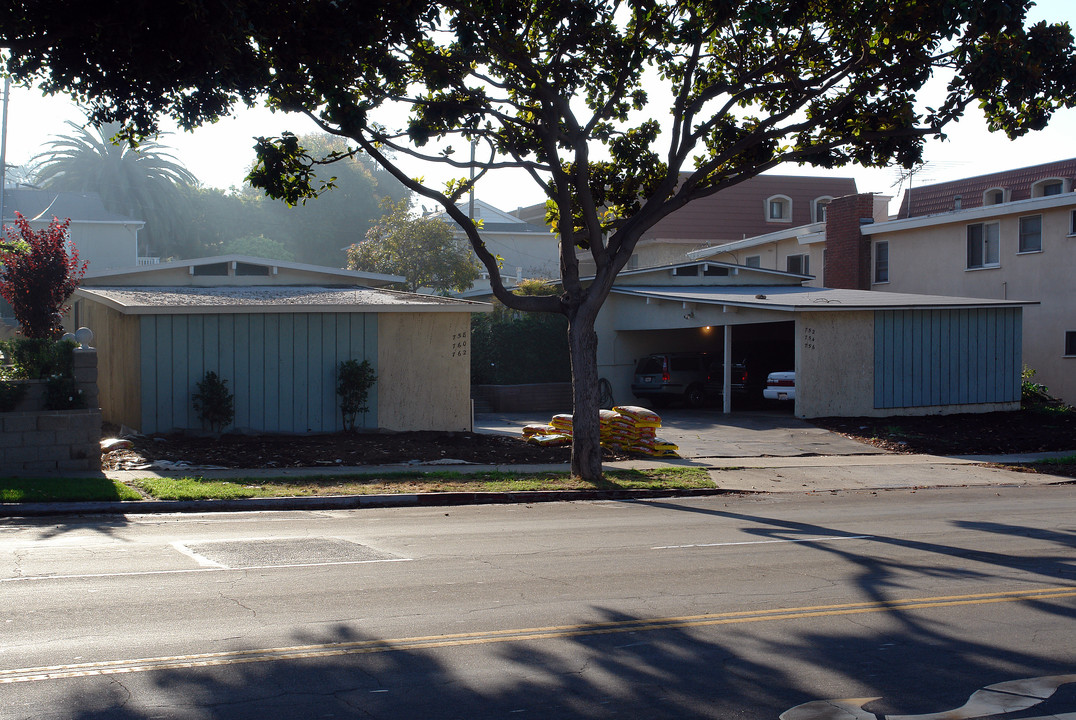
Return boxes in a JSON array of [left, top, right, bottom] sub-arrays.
[[763, 371, 795, 401]]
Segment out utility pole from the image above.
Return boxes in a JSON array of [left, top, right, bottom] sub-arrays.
[[0, 75, 10, 230]]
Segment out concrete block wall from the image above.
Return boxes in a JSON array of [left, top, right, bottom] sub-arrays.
[[0, 409, 102, 474], [0, 348, 102, 475]]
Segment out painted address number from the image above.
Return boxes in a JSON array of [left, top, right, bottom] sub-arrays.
[[452, 331, 468, 358]]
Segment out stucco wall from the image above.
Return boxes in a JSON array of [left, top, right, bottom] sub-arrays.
[[873, 202, 1075, 406], [795, 311, 876, 417], [377, 312, 472, 431], [65, 222, 139, 273], [476, 233, 560, 279]]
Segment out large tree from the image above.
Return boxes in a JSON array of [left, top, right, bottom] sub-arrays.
[[31, 121, 199, 258], [348, 200, 481, 293], [5, 0, 1073, 479]]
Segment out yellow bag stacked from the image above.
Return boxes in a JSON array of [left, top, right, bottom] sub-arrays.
[[549, 414, 574, 435], [599, 409, 625, 447], [521, 424, 558, 437], [610, 405, 679, 457], [632, 435, 680, 458]]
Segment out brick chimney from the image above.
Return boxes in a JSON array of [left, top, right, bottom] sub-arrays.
[[824, 193, 876, 289]]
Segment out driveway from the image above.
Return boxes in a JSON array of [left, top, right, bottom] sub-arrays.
[[474, 409, 886, 459]]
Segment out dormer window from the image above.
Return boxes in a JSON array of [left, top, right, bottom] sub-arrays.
[[1032, 178, 1067, 197], [813, 196, 833, 222], [984, 188, 1006, 205], [766, 195, 792, 222]]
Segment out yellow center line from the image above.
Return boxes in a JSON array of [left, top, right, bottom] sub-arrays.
[[4, 585, 1075, 684]]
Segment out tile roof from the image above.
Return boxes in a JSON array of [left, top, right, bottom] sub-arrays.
[[510, 173, 858, 242], [897, 158, 1076, 218]]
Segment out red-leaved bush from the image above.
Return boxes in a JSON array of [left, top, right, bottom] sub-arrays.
[[0, 212, 87, 339]]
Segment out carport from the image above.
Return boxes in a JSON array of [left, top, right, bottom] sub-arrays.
[[595, 262, 1030, 418]]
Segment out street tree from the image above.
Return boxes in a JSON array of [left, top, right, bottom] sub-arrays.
[[4, 0, 1073, 478], [347, 200, 481, 293]]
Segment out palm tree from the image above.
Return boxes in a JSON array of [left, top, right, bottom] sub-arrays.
[[31, 121, 200, 258]]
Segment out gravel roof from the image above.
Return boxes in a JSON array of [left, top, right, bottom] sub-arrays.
[[77, 286, 491, 314]]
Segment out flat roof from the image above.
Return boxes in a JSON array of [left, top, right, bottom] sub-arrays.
[[611, 285, 1034, 312], [77, 286, 493, 315]]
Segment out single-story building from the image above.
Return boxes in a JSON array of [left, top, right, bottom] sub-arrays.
[[597, 261, 1030, 418], [72, 256, 491, 434]]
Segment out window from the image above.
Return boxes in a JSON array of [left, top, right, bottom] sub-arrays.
[[954, 195, 962, 210], [786, 254, 809, 275], [967, 222, 1000, 269], [766, 195, 792, 222], [235, 262, 271, 276], [192, 262, 229, 276], [1067, 331, 1076, 357], [673, 265, 699, 276], [1032, 178, 1066, 197], [1018, 215, 1042, 253], [874, 241, 889, 283], [745, 255, 761, 268], [1070, 210, 1076, 236], [813, 196, 833, 222], [702, 265, 729, 276], [984, 188, 1006, 205]]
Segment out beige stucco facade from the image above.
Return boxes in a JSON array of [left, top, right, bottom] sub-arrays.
[[377, 312, 473, 432], [869, 194, 1076, 406]]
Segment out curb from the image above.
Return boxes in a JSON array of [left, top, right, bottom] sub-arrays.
[[0, 487, 744, 518]]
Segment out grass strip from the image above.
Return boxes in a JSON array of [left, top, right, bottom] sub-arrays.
[[1032, 454, 1076, 466], [130, 467, 713, 501], [0, 477, 143, 503]]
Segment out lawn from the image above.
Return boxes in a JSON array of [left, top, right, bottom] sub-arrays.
[[1, 467, 713, 503]]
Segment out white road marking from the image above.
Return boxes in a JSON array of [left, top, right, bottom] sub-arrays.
[[0, 557, 413, 584], [171, 541, 226, 568], [653, 535, 873, 550]]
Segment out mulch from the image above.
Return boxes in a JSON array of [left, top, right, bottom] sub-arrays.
[[101, 407, 1076, 479]]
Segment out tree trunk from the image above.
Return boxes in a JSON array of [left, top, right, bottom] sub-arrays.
[[567, 308, 603, 481]]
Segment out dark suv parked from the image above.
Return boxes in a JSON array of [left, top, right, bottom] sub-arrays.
[[631, 352, 747, 408]]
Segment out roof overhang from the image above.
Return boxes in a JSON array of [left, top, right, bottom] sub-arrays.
[[687, 221, 826, 259], [611, 285, 1035, 312], [76, 286, 493, 315], [868, 193, 1076, 236]]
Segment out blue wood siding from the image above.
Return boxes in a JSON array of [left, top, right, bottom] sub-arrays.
[[874, 308, 1021, 410], [139, 313, 378, 433]]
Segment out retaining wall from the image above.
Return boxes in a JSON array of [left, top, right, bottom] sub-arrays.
[[1, 349, 102, 475]]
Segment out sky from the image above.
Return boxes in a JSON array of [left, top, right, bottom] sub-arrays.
[[2, 0, 1074, 217]]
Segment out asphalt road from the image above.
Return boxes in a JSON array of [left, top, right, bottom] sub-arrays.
[[3, 486, 1076, 719]]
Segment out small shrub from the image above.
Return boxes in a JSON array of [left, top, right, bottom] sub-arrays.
[[337, 359, 377, 431], [44, 374, 86, 410], [0, 338, 76, 379], [0, 378, 27, 412], [1021, 365, 1053, 405], [193, 371, 234, 433]]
